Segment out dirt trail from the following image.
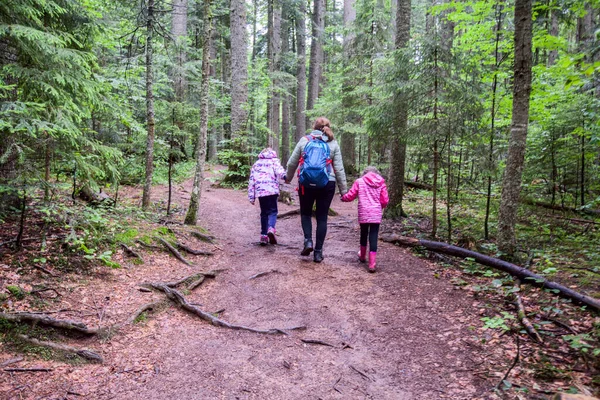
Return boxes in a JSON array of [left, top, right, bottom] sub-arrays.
[[1, 176, 492, 399]]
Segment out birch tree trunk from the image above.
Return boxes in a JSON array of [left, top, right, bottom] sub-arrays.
[[142, 0, 156, 210], [387, 0, 411, 216], [230, 0, 248, 137], [185, 0, 213, 225], [295, 1, 307, 140], [306, 0, 325, 129], [497, 0, 533, 257]]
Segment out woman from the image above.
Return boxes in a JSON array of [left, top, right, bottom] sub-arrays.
[[285, 117, 347, 263]]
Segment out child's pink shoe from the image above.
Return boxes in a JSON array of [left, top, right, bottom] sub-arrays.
[[368, 252, 377, 273], [267, 227, 277, 244], [358, 246, 367, 263], [260, 235, 269, 246]]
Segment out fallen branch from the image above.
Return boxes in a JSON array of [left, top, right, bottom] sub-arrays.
[[496, 335, 520, 390], [176, 243, 214, 256], [147, 283, 292, 335], [190, 231, 216, 244], [301, 339, 335, 347], [32, 265, 56, 276], [249, 270, 281, 280], [380, 234, 600, 312], [512, 279, 543, 343], [521, 198, 600, 216], [0, 357, 23, 367], [157, 237, 192, 266], [16, 334, 103, 363], [120, 243, 143, 261], [4, 367, 53, 372], [0, 312, 98, 335]]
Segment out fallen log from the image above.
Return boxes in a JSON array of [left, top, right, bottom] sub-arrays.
[[4, 367, 53, 372], [0, 312, 98, 335], [380, 234, 600, 312], [17, 334, 103, 363], [278, 209, 300, 219], [521, 198, 600, 216], [404, 181, 434, 191], [147, 283, 297, 335]]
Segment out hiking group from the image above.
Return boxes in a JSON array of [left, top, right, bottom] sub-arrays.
[[248, 117, 389, 273]]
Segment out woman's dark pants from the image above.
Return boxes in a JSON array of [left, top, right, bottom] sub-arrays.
[[298, 181, 336, 251]]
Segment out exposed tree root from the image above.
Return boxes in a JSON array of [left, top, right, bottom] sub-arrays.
[[4, 367, 53, 372], [176, 242, 214, 256], [147, 283, 301, 335], [0, 357, 23, 367], [125, 301, 166, 325], [163, 270, 222, 288], [301, 339, 335, 347], [135, 240, 162, 251], [120, 243, 143, 261], [249, 270, 281, 280], [157, 237, 192, 266], [17, 334, 103, 363], [190, 230, 216, 243], [0, 312, 98, 335], [380, 234, 600, 312]]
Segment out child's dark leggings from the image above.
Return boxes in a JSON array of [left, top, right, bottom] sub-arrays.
[[360, 223, 380, 252], [258, 194, 279, 235]]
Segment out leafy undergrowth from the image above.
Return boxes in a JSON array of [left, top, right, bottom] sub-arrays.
[[388, 188, 600, 397]]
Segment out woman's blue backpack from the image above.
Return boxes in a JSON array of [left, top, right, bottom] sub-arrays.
[[298, 135, 332, 189]]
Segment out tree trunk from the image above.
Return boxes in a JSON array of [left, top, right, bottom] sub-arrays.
[[172, 0, 188, 103], [185, 0, 213, 225], [547, 6, 558, 66], [484, 0, 503, 240], [306, 0, 325, 129], [497, 0, 533, 257], [0, 37, 18, 187], [230, 0, 248, 137], [387, 0, 411, 216], [295, 0, 307, 140], [281, 15, 291, 165], [341, 0, 357, 174], [142, 0, 156, 210], [271, 3, 282, 152], [208, 27, 218, 160]]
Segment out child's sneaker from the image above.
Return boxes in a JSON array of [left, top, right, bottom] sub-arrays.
[[267, 227, 277, 244], [260, 235, 269, 246]]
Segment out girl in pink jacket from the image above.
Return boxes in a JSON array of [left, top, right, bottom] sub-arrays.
[[341, 166, 389, 272]]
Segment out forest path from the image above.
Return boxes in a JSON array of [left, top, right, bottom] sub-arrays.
[[97, 174, 488, 399], [2, 171, 490, 399]]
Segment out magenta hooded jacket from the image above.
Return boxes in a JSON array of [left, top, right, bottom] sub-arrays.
[[341, 172, 390, 223], [247, 148, 286, 203]]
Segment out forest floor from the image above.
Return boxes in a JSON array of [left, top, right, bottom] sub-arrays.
[[0, 167, 598, 399]]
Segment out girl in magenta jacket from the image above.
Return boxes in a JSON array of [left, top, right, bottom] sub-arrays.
[[341, 166, 389, 272]]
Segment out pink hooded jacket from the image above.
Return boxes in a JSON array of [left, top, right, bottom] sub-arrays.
[[341, 172, 389, 223], [248, 148, 286, 203]]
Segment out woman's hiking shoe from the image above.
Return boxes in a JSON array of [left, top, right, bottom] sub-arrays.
[[267, 227, 277, 245], [300, 239, 314, 256], [358, 246, 367, 263], [368, 251, 377, 272], [260, 235, 269, 246], [313, 250, 324, 263]]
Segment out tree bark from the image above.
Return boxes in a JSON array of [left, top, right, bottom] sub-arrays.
[[295, 1, 307, 140], [340, 0, 357, 174], [185, 0, 213, 225], [380, 234, 600, 312], [306, 0, 325, 129], [142, 0, 156, 210], [172, 0, 188, 103], [497, 0, 533, 257], [271, 3, 282, 151], [281, 13, 291, 165], [547, 6, 558, 66], [387, 0, 411, 216], [230, 0, 249, 137]]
